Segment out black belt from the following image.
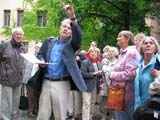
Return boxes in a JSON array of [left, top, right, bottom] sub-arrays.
[[45, 76, 71, 81]]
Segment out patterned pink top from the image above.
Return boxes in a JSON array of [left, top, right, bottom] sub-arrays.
[[109, 46, 139, 103]]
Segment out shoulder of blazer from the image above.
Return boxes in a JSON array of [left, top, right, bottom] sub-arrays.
[[47, 36, 56, 51], [45, 36, 55, 45], [83, 59, 93, 70], [83, 59, 90, 65], [48, 36, 55, 43], [42, 36, 56, 52], [37, 36, 56, 60]]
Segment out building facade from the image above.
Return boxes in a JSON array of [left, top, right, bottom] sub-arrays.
[[146, 18, 160, 42], [0, 0, 32, 41]]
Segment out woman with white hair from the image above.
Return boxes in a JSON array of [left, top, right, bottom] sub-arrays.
[[134, 36, 160, 110], [100, 46, 119, 120]]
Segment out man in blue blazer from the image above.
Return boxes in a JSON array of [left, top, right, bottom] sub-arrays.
[[36, 1, 86, 120]]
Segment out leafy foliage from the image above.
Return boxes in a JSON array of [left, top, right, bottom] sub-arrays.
[[2, 0, 160, 51], [148, 1, 160, 20], [77, 0, 152, 48]]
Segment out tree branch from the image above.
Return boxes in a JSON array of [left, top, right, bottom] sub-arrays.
[[88, 12, 124, 25], [104, 0, 123, 12]]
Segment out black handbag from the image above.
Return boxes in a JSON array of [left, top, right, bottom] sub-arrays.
[[19, 84, 28, 110], [154, 58, 160, 70], [27, 68, 44, 91], [133, 96, 160, 120]]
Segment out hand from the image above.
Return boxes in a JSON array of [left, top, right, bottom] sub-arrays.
[[61, 0, 75, 18], [133, 70, 136, 78], [39, 63, 47, 68], [75, 56, 80, 61], [97, 70, 102, 76], [93, 70, 102, 76], [151, 69, 159, 78], [38, 61, 48, 68]]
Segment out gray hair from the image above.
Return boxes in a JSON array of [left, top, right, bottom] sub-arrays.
[[103, 45, 110, 53], [134, 33, 145, 41], [61, 18, 71, 26], [118, 30, 134, 45], [88, 47, 100, 56], [12, 27, 24, 35], [109, 46, 119, 56], [139, 36, 160, 56]]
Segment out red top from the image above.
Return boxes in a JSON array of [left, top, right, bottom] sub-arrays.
[[84, 52, 102, 63]]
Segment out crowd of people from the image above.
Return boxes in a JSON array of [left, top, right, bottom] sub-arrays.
[[0, 1, 160, 120]]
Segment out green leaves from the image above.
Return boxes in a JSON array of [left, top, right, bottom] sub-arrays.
[[3, 0, 159, 51]]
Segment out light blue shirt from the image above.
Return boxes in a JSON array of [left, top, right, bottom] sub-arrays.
[[45, 38, 70, 78]]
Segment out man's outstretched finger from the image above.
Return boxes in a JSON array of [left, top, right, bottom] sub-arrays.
[[60, 0, 65, 7], [70, 0, 72, 6]]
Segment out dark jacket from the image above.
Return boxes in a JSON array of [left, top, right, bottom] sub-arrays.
[[0, 39, 27, 87], [133, 96, 160, 120], [37, 25, 87, 92], [81, 59, 101, 92]]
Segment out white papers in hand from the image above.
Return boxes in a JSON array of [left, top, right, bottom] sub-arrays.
[[20, 53, 51, 64]]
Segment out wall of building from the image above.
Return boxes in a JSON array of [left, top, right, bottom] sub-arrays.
[[146, 18, 160, 42], [0, 0, 34, 52], [0, 0, 33, 40], [0, 0, 23, 33]]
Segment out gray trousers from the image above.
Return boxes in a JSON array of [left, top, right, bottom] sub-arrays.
[[0, 85, 21, 120], [67, 91, 82, 116], [37, 79, 71, 120]]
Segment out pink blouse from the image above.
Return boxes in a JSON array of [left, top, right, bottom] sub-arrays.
[[109, 46, 139, 103]]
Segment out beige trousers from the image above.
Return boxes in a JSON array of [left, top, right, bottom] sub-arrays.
[[37, 79, 71, 120], [82, 88, 97, 120], [67, 91, 82, 116]]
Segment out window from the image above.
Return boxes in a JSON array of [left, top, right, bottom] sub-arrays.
[[17, 10, 24, 26], [4, 10, 11, 26], [37, 10, 47, 27]]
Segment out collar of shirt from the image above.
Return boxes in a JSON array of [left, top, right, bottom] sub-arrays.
[[11, 39, 23, 48], [120, 47, 129, 54], [57, 37, 69, 42]]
